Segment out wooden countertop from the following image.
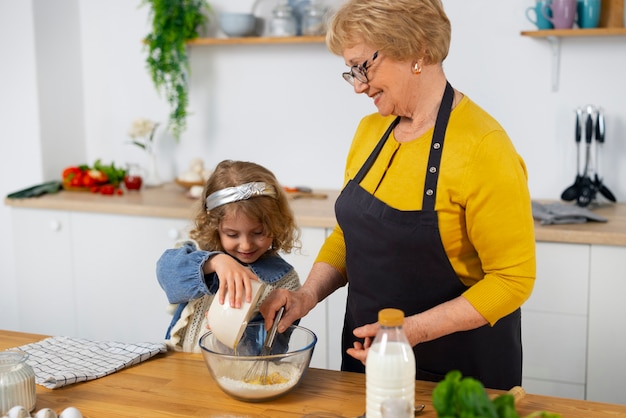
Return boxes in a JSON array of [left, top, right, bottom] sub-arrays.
[[4, 183, 340, 229], [532, 202, 626, 246], [5, 184, 626, 245], [3, 330, 626, 418]]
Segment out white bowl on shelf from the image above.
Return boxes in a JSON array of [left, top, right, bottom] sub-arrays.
[[219, 12, 257, 37]]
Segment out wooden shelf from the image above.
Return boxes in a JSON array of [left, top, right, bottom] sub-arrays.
[[521, 27, 626, 37], [187, 35, 325, 46], [521, 27, 626, 91]]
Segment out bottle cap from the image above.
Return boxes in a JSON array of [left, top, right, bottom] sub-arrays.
[[378, 308, 404, 326]]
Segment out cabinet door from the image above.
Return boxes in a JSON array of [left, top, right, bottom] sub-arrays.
[[587, 245, 626, 405], [71, 212, 191, 343], [281, 227, 328, 369], [522, 242, 589, 399], [327, 284, 347, 371], [12, 208, 77, 336]]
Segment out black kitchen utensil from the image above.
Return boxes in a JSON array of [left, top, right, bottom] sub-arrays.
[[561, 109, 584, 202], [593, 110, 617, 202], [6, 180, 62, 199], [576, 110, 595, 207]]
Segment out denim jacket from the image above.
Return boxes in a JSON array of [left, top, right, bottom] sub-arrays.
[[157, 240, 296, 303], [156, 240, 301, 352]]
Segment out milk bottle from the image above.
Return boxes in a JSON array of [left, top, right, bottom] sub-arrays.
[[365, 308, 415, 418]]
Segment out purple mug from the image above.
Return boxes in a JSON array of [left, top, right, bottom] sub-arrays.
[[542, 0, 577, 29]]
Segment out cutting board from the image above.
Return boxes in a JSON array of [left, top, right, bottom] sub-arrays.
[[286, 191, 328, 200], [600, 0, 624, 27]]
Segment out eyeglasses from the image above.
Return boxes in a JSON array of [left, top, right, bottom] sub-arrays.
[[342, 51, 379, 86]]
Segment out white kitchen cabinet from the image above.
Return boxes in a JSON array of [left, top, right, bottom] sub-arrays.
[[281, 227, 332, 370], [522, 242, 590, 400], [70, 212, 191, 343], [587, 245, 626, 405], [12, 209, 76, 337], [11, 207, 190, 343], [326, 283, 348, 371]]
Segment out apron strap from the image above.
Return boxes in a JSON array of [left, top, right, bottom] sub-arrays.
[[353, 116, 401, 184], [422, 81, 454, 211]]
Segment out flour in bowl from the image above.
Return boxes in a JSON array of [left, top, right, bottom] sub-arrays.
[[217, 362, 300, 399]]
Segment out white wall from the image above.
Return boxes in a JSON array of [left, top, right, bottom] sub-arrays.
[[0, 0, 42, 330], [1, 0, 626, 330]]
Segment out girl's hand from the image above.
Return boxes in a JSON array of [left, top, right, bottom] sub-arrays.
[[207, 254, 259, 308]]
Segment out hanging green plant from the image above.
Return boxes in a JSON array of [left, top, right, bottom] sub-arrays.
[[142, 0, 211, 141]]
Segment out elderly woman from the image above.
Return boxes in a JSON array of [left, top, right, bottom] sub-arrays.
[[261, 0, 535, 390]]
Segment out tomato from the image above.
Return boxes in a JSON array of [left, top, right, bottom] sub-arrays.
[[90, 186, 100, 193], [82, 174, 97, 188], [88, 169, 108, 184], [100, 184, 116, 195], [62, 166, 82, 180], [69, 172, 84, 187]]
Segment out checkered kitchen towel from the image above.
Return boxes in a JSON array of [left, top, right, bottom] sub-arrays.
[[16, 336, 166, 389]]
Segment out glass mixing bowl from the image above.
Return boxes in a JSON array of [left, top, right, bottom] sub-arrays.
[[199, 323, 317, 402]]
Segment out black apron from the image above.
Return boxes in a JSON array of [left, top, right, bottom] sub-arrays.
[[335, 82, 522, 390]]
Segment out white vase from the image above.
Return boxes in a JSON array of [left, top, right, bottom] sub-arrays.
[[143, 149, 163, 187]]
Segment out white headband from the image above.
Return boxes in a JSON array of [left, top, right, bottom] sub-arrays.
[[205, 181, 277, 211]]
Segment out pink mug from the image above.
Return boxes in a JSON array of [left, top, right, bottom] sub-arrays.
[[542, 0, 577, 29]]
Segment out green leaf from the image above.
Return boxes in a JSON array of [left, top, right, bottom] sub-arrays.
[[92, 159, 126, 185], [142, 0, 211, 141], [493, 394, 520, 418]]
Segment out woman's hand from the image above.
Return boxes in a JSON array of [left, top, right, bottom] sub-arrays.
[[260, 262, 347, 333], [259, 287, 317, 333], [346, 322, 380, 365], [204, 253, 259, 308]]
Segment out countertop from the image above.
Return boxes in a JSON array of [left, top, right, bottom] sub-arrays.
[[3, 330, 626, 418], [5, 183, 626, 246], [4, 183, 340, 229]]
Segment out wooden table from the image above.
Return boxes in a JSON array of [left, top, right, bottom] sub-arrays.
[[3, 330, 626, 417]]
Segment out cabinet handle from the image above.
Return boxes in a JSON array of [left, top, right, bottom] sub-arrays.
[[49, 220, 61, 231], [168, 228, 180, 240]]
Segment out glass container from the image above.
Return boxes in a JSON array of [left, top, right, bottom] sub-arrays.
[[269, 0, 297, 37], [124, 163, 144, 191], [0, 351, 36, 414], [301, 0, 327, 36]]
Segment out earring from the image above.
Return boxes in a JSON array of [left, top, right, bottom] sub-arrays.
[[413, 62, 422, 75]]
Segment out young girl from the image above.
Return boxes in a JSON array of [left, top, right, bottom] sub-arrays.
[[157, 160, 301, 352]]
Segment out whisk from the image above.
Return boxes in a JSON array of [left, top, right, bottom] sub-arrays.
[[243, 306, 285, 384]]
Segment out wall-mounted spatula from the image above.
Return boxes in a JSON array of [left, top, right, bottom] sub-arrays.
[[561, 108, 583, 202], [593, 109, 617, 202], [576, 108, 595, 207]]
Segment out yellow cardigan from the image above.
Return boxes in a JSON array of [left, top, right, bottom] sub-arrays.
[[316, 95, 536, 325]]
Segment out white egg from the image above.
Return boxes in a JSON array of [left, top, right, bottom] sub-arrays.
[[34, 408, 57, 418], [59, 407, 82, 418], [6, 407, 27, 418], [7, 405, 30, 418]]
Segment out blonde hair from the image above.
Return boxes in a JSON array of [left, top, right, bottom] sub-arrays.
[[326, 0, 451, 65], [190, 160, 300, 255]]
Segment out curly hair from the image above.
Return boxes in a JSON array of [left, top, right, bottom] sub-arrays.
[[326, 0, 451, 65], [189, 160, 300, 255]]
